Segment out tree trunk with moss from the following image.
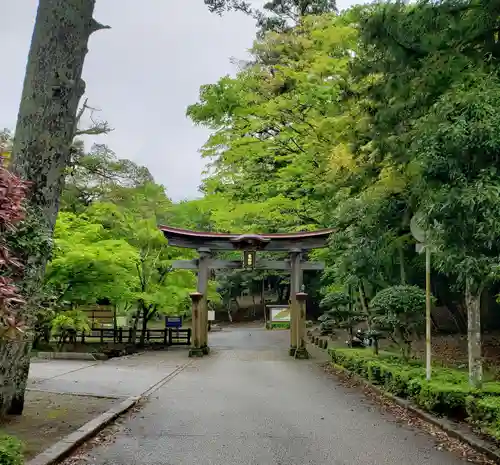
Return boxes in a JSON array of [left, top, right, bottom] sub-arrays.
[[3, 0, 108, 416]]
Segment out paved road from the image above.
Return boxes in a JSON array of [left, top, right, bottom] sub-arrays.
[[28, 349, 189, 398], [65, 327, 466, 465]]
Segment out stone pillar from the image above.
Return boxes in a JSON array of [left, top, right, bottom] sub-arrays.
[[289, 249, 303, 356], [189, 292, 204, 357], [197, 248, 211, 355], [295, 292, 309, 359]]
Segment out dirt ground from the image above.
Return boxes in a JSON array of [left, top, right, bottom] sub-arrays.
[[0, 390, 119, 460]]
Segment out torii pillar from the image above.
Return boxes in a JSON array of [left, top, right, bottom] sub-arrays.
[[159, 226, 334, 359], [197, 247, 211, 354], [289, 249, 308, 358]]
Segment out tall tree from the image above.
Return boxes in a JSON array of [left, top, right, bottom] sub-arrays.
[[5, 0, 109, 415], [188, 13, 356, 233], [205, 0, 336, 34], [349, 0, 500, 385], [62, 143, 153, 213]]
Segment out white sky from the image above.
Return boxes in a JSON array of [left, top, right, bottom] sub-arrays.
[[2, 0, 359, 201]]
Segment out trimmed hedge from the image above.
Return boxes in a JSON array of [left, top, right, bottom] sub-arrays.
[[329, 348, 500, 439], [466, 396, 500, 440], [0, 435, 24, 465]]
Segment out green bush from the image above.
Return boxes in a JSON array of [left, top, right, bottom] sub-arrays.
[[52, 310, 91, 346], [370, 285, 432, 360], [0, 435, 24, 465], [413, 381, 471, 417], [329, 348, 500, 428], [466, 396, 500, 440], [467, 395, 500, 426]]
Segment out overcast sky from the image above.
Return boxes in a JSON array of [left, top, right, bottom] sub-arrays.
[[2, 0, 358, 201]]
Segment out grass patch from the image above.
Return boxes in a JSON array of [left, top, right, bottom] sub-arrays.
[[0, 434, 24, 465], [0, 391, 118, 460]]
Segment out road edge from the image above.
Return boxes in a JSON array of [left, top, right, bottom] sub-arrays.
[[325, 356, 500, 463], [26, 396, 140, 465]]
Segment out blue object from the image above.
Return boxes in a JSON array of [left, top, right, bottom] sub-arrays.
[[166, 316, 182, 328]]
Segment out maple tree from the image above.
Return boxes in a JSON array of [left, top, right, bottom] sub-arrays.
[[0, 158, 29, 339]]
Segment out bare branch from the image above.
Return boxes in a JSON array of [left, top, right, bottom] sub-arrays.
[[75, 122, 112, 137], [75, 97, 88, 127], [89, 17, 111, 34], [74, 99, 113, 138]]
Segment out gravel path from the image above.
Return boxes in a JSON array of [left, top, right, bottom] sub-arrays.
[[66, 327, 467, 465]]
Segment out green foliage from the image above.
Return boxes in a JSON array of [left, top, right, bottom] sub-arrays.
[[0, 435, 24, 465], [319, 290, 363, 336], [188, 13, 357, 234], [51, 310, 91, 337], [47, 211, 140, 305], [48, 181, 203, 341], [320, 291, 349, 310], [205, 0, 336, 35], [466, 396, 500, 440], [370, 285, 430, 358], [61, 142, 153, 214]]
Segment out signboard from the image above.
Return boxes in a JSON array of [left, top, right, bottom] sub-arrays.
[[116, 316, 127, 328], [208, 310, 215, 321], [166, 316, 182, 328], [271, 307, 290, 322], [266, 305, 291, 329]]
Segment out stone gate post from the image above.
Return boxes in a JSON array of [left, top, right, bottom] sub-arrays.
[[295, 292, 309, 359], [189, 292, 204, 357]]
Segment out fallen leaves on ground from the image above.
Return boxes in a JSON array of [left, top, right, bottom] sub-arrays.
[[61, 400, 146, 465], [323, 363, 497, 465]]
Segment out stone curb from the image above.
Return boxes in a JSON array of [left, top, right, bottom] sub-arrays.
[[329, 361, 500, 463], [25, 396, 140, 465], [35, 352, 108, 361], [25, 359, 191, 465]]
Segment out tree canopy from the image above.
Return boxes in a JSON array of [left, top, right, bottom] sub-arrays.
[[189, 0, 500, 385]]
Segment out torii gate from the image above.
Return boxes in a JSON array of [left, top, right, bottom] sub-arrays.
[[159, 226, 334, 359]]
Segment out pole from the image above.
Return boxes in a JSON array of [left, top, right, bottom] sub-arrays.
[[425, 246, 432, 380]]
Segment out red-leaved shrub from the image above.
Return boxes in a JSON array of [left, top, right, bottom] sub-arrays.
[[0, 155, 29, 337]]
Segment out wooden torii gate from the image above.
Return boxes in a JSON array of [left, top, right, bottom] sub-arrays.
[[159, 226, 334, 359]]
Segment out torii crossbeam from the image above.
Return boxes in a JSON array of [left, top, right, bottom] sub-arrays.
[[159, 226, 334, 358]]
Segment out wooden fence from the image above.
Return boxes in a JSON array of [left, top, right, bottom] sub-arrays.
[[79, 328, 191, 346]]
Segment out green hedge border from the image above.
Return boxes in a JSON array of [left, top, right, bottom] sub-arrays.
[[329, 348, 500, 442]]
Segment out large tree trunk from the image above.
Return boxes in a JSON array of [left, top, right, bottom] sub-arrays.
[[4, 0, 108, 416], [139, 303, 151, 347], [465, 278, 483, 388], [139, 312, 148, 347], [129, 312, 140, 344]]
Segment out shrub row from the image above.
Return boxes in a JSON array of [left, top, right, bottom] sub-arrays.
[[466, 396, 500, 441], [329, 348, 500, 440], [0, 435, 24, 465]]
